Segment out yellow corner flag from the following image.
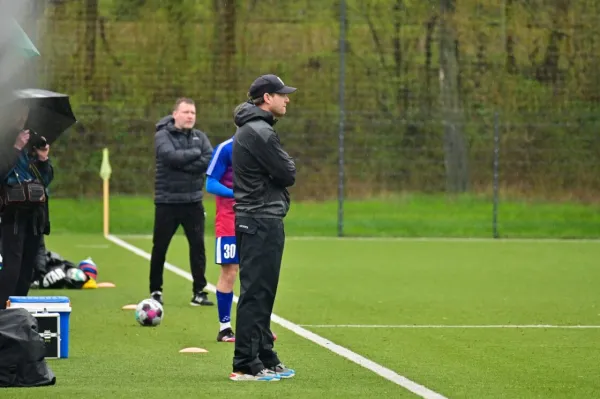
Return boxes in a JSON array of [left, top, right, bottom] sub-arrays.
[[100, 148, 111, 237], [100, 148, 112, 181]]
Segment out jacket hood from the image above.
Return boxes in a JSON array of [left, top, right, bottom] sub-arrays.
[[155, 115, 193, 134], [233, 102, 275, 127], [156, 115, 175, 132]]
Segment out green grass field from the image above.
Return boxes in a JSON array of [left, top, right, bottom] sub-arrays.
[[48, 194, 600, 238], [3, 231, 600, 398]]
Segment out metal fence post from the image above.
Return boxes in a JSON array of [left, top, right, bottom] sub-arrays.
[[492, 112, 500, 238], [337, 0, 347, 237]]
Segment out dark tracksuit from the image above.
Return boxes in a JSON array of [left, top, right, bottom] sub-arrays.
[[0, 142, 53, 310], [231, 103, 296, 374], [149, 116, 213, 295]]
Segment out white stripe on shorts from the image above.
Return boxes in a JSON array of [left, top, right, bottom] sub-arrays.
[[216, 236, 222, 264]]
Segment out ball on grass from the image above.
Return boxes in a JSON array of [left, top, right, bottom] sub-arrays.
[[135, 298, 164, 327]]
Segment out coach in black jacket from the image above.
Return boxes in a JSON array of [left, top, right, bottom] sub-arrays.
[[229, 75, 297, 381], [149, 97, 214, 307]]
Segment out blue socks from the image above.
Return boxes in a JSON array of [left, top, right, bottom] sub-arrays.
[[216, 290, 234, 331]]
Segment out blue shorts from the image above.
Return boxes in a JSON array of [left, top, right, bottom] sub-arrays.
[[215, 236, 239, 265]]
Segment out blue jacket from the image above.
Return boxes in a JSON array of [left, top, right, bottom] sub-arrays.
[[4, 150, 54, 187]]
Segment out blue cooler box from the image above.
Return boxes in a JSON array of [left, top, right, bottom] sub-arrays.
[[7, 296, 71, 359]]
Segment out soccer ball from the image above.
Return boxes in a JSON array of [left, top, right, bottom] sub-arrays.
[[78, 257, 98, 281], [135, 299, 164, 327], [65, 267, 87, 289]]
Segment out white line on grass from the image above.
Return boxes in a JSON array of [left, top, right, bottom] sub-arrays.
[[118, 234, 600, 244], [105, 234, 448, 399], [299, 324, 600, 329]]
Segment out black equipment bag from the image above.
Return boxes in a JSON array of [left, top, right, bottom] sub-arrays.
[[0, 308, 56, 388]]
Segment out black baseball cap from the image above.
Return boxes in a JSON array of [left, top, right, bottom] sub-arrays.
[[248, 74, 297, 100]]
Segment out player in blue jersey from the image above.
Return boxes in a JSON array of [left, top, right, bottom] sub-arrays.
[[206, 133, 238, 343], [206, 103, 278, 344]]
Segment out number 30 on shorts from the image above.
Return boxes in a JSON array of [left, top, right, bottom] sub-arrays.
[[215, 236, 239, 264]]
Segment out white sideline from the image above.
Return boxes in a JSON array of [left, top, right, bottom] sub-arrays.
[[105, 234, 448, 399], [76, 244, 110, 249], [299, 324, 600, 329], [118, 234, 600, 244]]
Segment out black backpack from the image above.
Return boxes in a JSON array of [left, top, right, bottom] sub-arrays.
[[0, 308, 56, 388]]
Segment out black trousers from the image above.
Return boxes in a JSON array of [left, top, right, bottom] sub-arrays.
[[32, 235, 47, 283], [0, 208, 44, 310], [233, 216, 285, 374], [149, 202, 207, 294]]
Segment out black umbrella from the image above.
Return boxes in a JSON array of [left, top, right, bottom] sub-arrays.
[[12, 88, 77, 145]]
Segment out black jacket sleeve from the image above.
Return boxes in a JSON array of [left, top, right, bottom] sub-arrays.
[[0, 146, 22, 181], [180, 132, 213, 174], [155, 129, 202, 168], [255, 130, 296, 188], [34, 158, 54, 186]]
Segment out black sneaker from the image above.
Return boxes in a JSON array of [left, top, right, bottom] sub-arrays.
[[217, 328, 236, 342], [190, 292, 214, 306], [151, 290, 163, 305]]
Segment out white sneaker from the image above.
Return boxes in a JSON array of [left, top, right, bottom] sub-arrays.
[[229, 369, 281, 382], [269, 363, 295, 379]]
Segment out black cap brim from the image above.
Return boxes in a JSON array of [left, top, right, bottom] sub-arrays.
[[276, 86, 297, 94]]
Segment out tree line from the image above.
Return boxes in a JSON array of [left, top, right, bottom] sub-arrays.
[[33, 0, 600, 201]]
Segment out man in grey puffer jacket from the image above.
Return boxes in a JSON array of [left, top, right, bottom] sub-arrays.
[[149, 97, 214, 307]]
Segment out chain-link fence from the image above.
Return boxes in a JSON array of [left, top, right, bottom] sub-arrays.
[[17, 0, 600, 237]]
